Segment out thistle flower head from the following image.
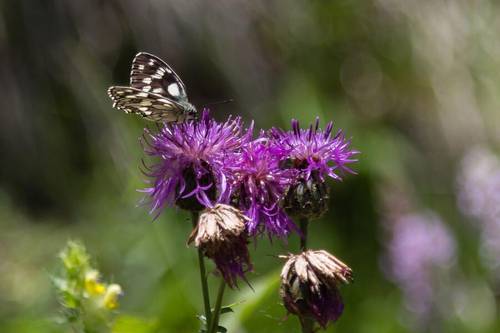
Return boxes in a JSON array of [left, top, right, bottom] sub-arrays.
[[280, 250, 353, 328], [225, 135, 297, 237], [188, 204, 252, 287], [270, 118, 358, 182], [142, 110, 246, 214]]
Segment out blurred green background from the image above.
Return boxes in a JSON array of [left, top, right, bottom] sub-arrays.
[[1, 1, 500, 332]]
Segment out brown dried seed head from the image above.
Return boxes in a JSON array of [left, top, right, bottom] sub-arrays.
[[280, 250, 353, 292], [188, 204, 249, 251], [280, 250, 352, 327], [305, 250, 353, 284]]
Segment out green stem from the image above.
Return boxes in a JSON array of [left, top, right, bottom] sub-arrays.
[[299, 218, 309, 251], [208, 279, 226, 333], [70, 324, 79, 333], [191, 212, 212, 329], [300, 318, 315, 333], [299, 218, 315, 332]]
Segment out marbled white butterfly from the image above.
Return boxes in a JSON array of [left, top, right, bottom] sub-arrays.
[[108, 52, 197, 122]]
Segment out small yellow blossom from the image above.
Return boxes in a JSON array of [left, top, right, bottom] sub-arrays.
[[103, 284, 122, 310], [85, 270, 106, 296]]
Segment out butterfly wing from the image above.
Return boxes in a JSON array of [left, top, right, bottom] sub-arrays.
[[107, 86, 190, 122], [130, 52, 188, 103]]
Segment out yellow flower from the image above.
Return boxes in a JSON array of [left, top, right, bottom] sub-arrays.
[[103, 284, 122, 310], [85, 270, 106, 296]]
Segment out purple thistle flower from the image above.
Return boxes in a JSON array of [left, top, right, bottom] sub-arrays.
[[270, 118, 358, 182], [141, 110, 246, 215], [270, 118, 357, 219], [225, 134, 297, 237]]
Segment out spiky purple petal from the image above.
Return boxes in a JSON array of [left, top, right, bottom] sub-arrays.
[[270, 118, 358, 182], [141, 110, 246, 215], [225, 134, 297, 237]]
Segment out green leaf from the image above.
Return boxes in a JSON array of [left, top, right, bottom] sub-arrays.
[[216, 325, 227, 333], [219, 307, 233, 315], [112, 315, 157, 333], [217, 300, 245, 316], [224, 271, 281, 331]]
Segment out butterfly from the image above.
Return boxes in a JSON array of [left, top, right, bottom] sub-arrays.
[[108, 52, 197, 122]]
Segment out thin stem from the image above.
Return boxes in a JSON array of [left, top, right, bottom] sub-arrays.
[[191, 212, 212, 329], [299, 217, 315, 332], [208, 279, 226, 333], [300, 318, 315, 333], [70, 324, 79, 333], [299, 218, 309, 251]]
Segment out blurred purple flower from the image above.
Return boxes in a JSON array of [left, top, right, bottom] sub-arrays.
[[457, 147, 500, 223], [384, 212, 456, 319], [225, 135, 297, 237], [270, 118, 358, 182], [457, 147, 500, 272], [141, 110, 246, 215]]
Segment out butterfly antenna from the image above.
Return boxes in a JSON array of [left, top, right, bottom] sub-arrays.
[[202, 99, 234, 108]]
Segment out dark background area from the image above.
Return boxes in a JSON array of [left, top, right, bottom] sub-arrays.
[[1, 1, 499, 332]]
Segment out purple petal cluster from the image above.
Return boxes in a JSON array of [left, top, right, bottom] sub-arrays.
[[141, 114, 358, 239], [211, 236, 251, 287], [282, 283, 344, 327], [141, 110, 246, 215], [225, 135, 297, 237], [270, 118, 358, 182]]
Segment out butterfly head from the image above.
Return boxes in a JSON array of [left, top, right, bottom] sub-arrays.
[[182, 102, 198, 121]]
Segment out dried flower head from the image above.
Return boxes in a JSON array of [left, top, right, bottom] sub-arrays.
[[225, 136, 297, 237], [280, 250, 353, 328], [188, 204, 252, 287], [141, 110, 247, 215]]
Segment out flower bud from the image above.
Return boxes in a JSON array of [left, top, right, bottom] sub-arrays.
[[280, 250, 353, 328], [188, 204, 252, 287], [284, 173, 329, 219]]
